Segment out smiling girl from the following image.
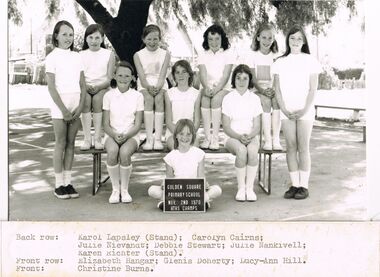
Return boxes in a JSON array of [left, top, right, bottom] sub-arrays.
[[45, 20, 87, 199], [272, 25, 322, 200], [222, 64, 263, 202], [133, 24, 171, 150], [80, 24, 115, 150], [103, 61, 143, 204]]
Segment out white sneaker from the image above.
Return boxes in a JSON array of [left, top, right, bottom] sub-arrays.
[[263, 141, 272, 151], [207, 185, 222, 199], [94, 138, 104, 150], [121, 190, 132, 203], [200, 137, 210, 149], [109, 191, 120, 204], [272, 139, 283, 151], [246, 189, 257, 201], [235, 188, 246, 201], [143, 138, 153, 150], [209, 136, 219, 150], [153, 139, 164, 150], [80, 140, 91, 151]]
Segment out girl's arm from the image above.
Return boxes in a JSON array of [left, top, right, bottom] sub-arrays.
[[197, 158, 205, 178], [247, 115, 261, 139], [46, 72, 72, 121], [198, 64, 210, 95], [155, 51, 171, 90], [133, 52, 151, 89], [123, 110, 143, 139], [193, 92, 201, 131], [213, 64, 233, 93], [273, 74, 292, 119], [72, 71, 87, 119], [250, 67, 272, 97], [165, 163, 175, 178], [222, 114, 244, 141], [93, 51, 116, 93], [102, 110, 117, 139], [297, 73, 319, 118], [164, 91, 176, 133]]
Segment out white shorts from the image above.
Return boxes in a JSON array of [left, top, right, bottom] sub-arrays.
[[280, 106, 315, 121], [50, 93, 80, 119], [224, 136, 259, 148], [105, 132, 141, 148]]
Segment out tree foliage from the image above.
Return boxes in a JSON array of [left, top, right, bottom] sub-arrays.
[[8, 0, 23, 25]]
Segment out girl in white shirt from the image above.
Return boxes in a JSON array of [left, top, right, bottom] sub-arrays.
[[133, 24, 171, 150], [272, 26, 322, 200], [222, 64, 263, 202], [103, 61, 144, 204], [164, 60, 201, 150], [249, 23, 282, 151], [198, 24, 233, 150], [148, 119, 222, 210], [80, 24, 115, 150], [45, 20, 87, 199]]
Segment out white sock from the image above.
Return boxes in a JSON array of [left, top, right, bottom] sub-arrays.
[[246, 165, 258, 189], [235, 166, 246, 189], [211, 108, 221, 138], [299, 170, 310, 189], [107, 164, 120, 192], [289, 171, 300, 188], [144, 111, 154, 142], [120, 165, 132, 192], [201, 108, 211, 140], [55, 172, 64, 188], [272, 109, 281, 142], [63, 170, 71, 186], [93, 112, 103, 141], [154, 112, 164, 141], [80, 112, 92, 142], [262, 112, 272, 144]]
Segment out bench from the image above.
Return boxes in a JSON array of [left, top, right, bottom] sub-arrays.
[[314, 105, 366, 142], [75, 142, 286, 196]]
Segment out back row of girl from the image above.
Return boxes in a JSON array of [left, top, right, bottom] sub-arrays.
[[45, 20, 321, 205]]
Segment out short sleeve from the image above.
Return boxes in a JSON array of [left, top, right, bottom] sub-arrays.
[[163, 151, 175, 167], [222, 94, 232, 117], [197, 51, 206, 66], [193, 147, 205, 163], [271, 58, 281, 75], [45, 53, 55, 74], [103, 91, 111, 110], [136, 91, 144, 111]]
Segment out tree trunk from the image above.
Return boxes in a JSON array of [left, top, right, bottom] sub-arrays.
[[76, 0, 153, 65]]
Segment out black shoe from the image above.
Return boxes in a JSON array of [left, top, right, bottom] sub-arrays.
[[294, 187, 309, 200], [284, 186, 299, 199], [157, 201, 164, 210], [64, 184, 79, 198], [54, 186, 70, 199]]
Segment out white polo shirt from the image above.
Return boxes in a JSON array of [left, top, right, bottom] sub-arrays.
[[272, 53, 322, 119], [167, 87, 199, 124], [45, 48, 84, 94], [164, 146, 205, 178], [222, 89, 263, 134], [245, 51, 276, 89], [197, 48, 234, 88], [103, 88, 144, 133], [80, 48, 112, 86]]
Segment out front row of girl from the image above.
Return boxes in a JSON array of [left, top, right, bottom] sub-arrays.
[[47, 20, 320, 206]]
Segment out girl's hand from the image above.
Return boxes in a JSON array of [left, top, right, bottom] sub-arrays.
[[292, 109, 306, 120], [71, 107, 82, 121], [63, 110, 73, 122], [114, 133, 125, 144], [203, 87, 213, 98], [264, 88, 275, 98], [147, 86, 156, 96]]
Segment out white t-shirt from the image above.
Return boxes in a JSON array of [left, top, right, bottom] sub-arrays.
[[197, 48, 234, 88], [164, 146, 205, 178], [80, 48, 112, 86], [245, 51, 276, 89], [45, 48, 84, 94], [222, 89, 263, 134], [167, 87, 199, 124], [103, 88, 144, 133], [136, 47, 169, 89], [272, 53, 322, 119]]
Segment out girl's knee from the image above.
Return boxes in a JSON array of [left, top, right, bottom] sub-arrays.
[[235, 146, 248, 163], [261, 97, 272, 112], [211, 94, 224, 108], [201, 96, 210, 107]]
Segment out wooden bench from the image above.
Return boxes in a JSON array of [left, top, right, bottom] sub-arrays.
[[314, 105, 366, 142], [75, 143, 286, 196]]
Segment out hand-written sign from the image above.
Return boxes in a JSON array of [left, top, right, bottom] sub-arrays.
[[164, 178, 205, 213]]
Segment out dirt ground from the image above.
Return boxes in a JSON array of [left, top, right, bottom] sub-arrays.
[[8, 85, 367, 221]]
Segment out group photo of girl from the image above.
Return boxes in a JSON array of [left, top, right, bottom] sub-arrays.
[[8, 0, 366, 221]]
